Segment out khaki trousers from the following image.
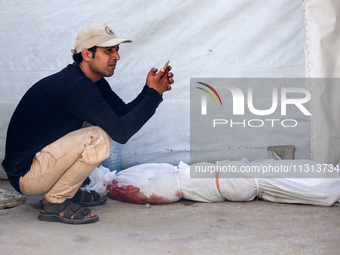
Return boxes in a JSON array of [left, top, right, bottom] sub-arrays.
[[19, 126, 110, 203]]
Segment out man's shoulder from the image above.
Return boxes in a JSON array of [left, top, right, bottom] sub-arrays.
[[54, 63, 94, 88], [59, 63, 85, 79], [40, 63, 84, 82], [26, 64, 94, 99], [95, 77, 110, 88]]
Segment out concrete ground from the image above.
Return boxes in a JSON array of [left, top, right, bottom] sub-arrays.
[[0, 180, 339, 255]]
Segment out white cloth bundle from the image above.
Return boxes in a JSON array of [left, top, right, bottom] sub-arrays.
[[85, 159, 340, 206], [107, 163, 182, 204], [257, 178, 340, 206], [177, 162, 225, 202], [178, 161, 258, 202]]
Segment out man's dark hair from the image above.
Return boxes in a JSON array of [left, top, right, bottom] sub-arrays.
[[72, 46, 97, 64]]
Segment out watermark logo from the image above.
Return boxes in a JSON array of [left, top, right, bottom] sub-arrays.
[[196, 82, 222, 115], [197, 83, 311, 117], [190, 78, 317, 177], [194, 79, 312, 128]]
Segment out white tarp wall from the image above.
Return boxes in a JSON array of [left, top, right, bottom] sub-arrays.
[[304, 0, 340, 164], [0, 0, 338, 177]]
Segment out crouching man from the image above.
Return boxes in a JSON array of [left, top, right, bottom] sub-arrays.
[[2, 22, 174, 224]]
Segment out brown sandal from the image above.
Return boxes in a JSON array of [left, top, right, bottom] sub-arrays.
[[71, 189, 107, 207], [38, 199, 99, 224]]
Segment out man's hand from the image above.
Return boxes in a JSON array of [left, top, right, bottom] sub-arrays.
[[146, 65, 174, 95]]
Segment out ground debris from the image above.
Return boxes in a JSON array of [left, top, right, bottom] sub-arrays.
[[0, 188, 26, 209]]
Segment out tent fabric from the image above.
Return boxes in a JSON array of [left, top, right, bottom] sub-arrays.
[[0, 0, 339, 178], [304, 0, 340, 164]]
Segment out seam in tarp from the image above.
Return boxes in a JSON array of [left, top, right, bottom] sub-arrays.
[[303, 0, 314, 160]]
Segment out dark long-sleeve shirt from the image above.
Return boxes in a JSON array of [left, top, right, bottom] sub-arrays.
[[2, 63, 162, 192]]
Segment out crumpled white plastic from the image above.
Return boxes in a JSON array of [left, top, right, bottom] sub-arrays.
[[82, 165, 116, 195]]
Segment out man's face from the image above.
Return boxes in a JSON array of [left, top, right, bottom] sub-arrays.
[[88, 45, 120, 79]]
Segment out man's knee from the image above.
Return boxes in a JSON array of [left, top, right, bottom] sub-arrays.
[[81, 126, 111, 164], [90, 126, 110, 143]]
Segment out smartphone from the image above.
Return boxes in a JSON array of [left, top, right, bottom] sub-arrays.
[[163, 60, 170, 70]]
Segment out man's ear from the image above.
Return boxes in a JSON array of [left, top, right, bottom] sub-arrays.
[[81, 49, 92, 62]]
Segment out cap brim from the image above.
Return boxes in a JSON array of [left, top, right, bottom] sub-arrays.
[[96, 38, 132, 47]]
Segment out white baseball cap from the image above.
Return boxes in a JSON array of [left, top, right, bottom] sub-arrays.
[[71, 22, 132, 54]]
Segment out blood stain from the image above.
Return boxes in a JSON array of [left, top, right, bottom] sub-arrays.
[[107, 181, 168, 204]]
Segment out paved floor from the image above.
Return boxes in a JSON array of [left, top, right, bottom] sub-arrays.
[[0, 180, 339, 255]]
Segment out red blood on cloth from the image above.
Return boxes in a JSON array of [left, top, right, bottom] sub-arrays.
[[106, 163, 182, 204], [107, 181, 168, 204]]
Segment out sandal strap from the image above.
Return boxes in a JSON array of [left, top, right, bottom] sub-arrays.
[[63, 203, 82, 219], [40, 199, 92, 220], [89, 190, 101, 201], [73, 207, 91, 220], [71, 189, 84, 203], [63, 204, 90, 219], [40, 199, 72, 214], [71, 189, 101, 203]]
